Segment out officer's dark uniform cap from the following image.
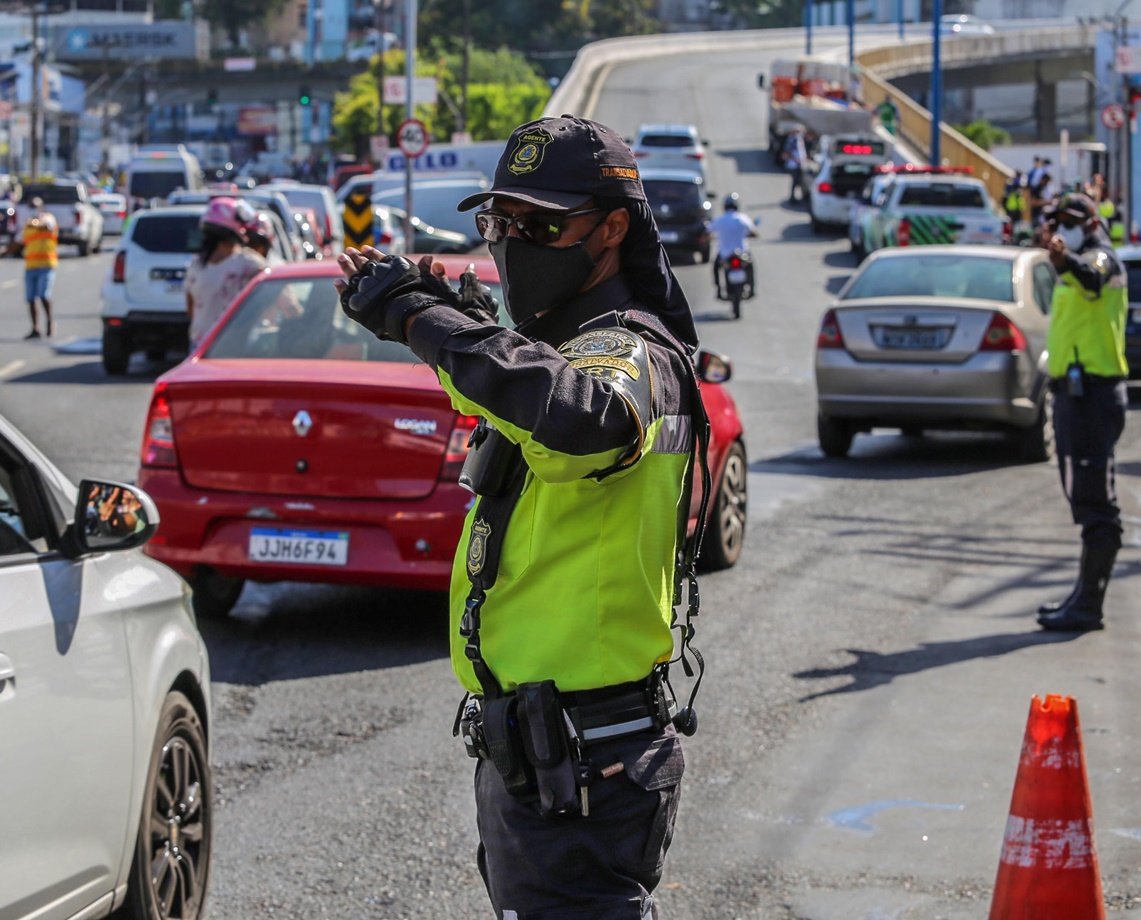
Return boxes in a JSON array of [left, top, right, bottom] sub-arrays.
[[457, 115, 646, 213]]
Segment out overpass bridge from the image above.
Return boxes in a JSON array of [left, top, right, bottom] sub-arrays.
[[551, 23, 1099, 204]]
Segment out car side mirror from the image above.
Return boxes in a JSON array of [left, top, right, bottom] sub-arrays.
[[60, 479, 160, 558], [696, 350, 733, 384]]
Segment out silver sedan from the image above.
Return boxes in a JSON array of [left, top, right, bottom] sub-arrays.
[[814, 245, 1056, 460]]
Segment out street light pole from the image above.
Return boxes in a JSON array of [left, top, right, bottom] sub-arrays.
[[847, 0, 855, 72], [30, 0, 41, 177], [898, 0, 905, 41], [931, 0, 944, 166], [805, 0, 813, 56]]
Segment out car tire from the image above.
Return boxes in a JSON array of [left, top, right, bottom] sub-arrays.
[[1013, 395, 1054, 463], [102, 328, 131, 375], [122, 690, 212, 920], [700, 440, 747, 571], [191, 568, 245, 619], [77, 240, 89, 256], [818, 413, 854, 458], [93, 234, 103, 254], [699, 244, 711, 264]]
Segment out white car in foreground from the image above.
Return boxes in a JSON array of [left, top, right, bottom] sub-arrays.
[[0, 412, 213, 920]]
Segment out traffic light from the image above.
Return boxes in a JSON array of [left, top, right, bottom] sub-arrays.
[[299, 86, 312, 107]]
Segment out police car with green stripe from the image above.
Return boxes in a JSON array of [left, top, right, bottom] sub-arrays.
[[864, 173, 1007, 255]]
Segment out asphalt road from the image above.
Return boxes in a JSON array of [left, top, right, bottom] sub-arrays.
[[1, 36, 1139, 920]]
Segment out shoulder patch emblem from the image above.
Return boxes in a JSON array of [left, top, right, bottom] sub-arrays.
[[467, 518, 491, 577], [507, 128, 554, 176], [559, 328, 639, 359]]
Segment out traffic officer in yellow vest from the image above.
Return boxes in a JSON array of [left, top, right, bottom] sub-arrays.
[[335, 115, 707, 918], [1037, 193, 1129, 631]]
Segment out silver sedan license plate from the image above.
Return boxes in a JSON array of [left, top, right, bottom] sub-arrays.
[[877, 327, 950, 350], [248, 527, 349, 566]]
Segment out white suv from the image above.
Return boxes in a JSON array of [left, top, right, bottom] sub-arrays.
[[630, 124, 710, 181], [0, 411, 212, 920], [100, 205, 205, 374]]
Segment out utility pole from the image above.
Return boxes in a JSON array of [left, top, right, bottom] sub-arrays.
[[403, 0, 415, 249], [804, 0, 813, 56], [460, 0, 470, 134], [931, 0, 944, 166], [30, 0, 41, 178]]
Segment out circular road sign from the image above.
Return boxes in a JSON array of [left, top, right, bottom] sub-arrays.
[[397, 118, 429, 158], [1102, 103, 1126, 130]]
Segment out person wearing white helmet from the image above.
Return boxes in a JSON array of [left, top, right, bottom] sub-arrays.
[[185, 197, 267, 347]]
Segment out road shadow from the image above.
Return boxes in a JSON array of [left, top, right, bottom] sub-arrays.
[[822, 250, 858, 269], [1118, 460, 1141, 477], [752, 432, 1030, 480], [198, 582, 450, 686], [693, 309, 743, 323], [716, 147, 780, 176], [793, 629, 1085, 701], [775, 221, 817, 243], [824, 274, 850, 295], [5, 357, 179, 384]]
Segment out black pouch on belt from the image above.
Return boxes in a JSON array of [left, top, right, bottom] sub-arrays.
[[517, 681, 581, 817], [458, 422, 519, 496], [480, 696, 534, 798]]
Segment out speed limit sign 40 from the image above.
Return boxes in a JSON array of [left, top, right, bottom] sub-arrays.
[[397, 118, 429, 158], [1102, 103, 1126, 130]]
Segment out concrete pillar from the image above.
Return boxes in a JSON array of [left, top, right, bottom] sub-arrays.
[[1034, 62, 1057, 142]]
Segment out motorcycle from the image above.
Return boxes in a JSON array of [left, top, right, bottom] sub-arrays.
[[720, 249, 755, 319]]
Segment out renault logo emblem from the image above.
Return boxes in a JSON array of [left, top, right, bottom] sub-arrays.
[[292, 410, 313, 437]]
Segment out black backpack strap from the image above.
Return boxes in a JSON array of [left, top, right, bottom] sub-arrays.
[[458, 449, 526, 699], [621, 309, 710, 719]]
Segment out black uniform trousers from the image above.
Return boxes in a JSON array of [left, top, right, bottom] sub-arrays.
[[474, 725, 684, 920], [1051, 375, 1128, 550]]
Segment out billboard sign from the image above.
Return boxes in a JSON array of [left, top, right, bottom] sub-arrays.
[[52, 21, 207, 61]]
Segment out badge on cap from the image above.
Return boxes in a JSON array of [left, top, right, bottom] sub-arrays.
[[507, 128, 554, 176]]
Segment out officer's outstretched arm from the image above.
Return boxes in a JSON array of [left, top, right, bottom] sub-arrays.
[[410, 314, 660, 484], [1060, 248, 1120, 297]]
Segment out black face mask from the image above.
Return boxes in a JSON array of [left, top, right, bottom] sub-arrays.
[[489, 236, 596, 325]]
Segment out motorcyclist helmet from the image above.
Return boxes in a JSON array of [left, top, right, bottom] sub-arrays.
[[201, 196, 255, 241], [723, 192, 740, 211], [244, 211, 276, 250]]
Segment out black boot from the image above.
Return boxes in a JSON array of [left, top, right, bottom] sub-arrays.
[[1037, 575, 1082, 615], [1037, 544, 1117, 631]]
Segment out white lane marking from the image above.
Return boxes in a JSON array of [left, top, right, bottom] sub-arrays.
[[0, 360, 26, 380]]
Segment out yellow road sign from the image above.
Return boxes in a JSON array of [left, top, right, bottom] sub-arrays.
[[343, 190, 374, 249]]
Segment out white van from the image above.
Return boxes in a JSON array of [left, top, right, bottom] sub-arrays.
[[125, 145, 204, 210]]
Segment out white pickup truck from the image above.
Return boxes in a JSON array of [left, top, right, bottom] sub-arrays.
[[15, 180, 104, 256], [862, 174, 1009, 255]]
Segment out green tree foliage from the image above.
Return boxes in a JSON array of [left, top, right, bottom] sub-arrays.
[[332, 47, 551, 157], [201, 0, 287, 47], [418, 0, 659, 57], [952, 119, 1011, 151]]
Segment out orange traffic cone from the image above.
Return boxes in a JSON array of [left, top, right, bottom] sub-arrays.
[[989, 694, 1105, 919]]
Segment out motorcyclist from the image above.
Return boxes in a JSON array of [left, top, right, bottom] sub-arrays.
[[708, 192, 758, 300]]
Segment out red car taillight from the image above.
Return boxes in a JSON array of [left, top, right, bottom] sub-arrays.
[[116, 209, 127, 219], [817, 309, 846, 349], [1002, 220, 1013, 243], [440, 414, 479, 481], [979, 312, 1027, 352], [897, 218, 911, 247], [112, 251, 126, 283], [140, 383, 178, 468], [816, 181, 834, 194], [728, 254, 743, 270], [378, 229, 394, 247], [686, 151, 705, 160], [74, 207, 82, 225]]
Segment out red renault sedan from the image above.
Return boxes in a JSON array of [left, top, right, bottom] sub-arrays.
[[138, 256, 747, 618]]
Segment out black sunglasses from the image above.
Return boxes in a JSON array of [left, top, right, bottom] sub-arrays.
[[475, 207, 604, 245]]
